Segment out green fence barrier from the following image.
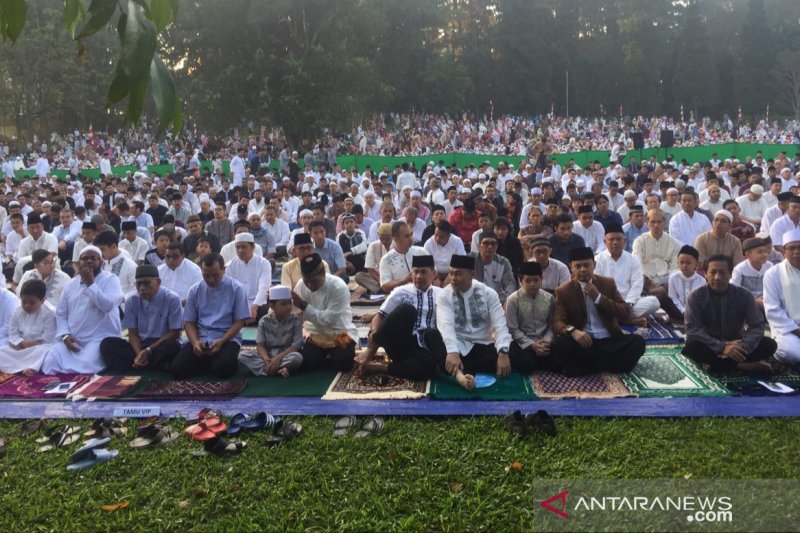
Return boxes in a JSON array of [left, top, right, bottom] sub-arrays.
[[12, 143, 797, 180]]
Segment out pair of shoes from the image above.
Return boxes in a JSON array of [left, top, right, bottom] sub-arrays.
[[184, 409, 228, 442], [36, 425, 82, 452], [67, 438, 118, 471], [332, 416, 384, 438], [503, 410, 557, 437], [193, 436, 247, 458], [265, 420, 303, 446], [130, 423, 178, 449], [84, 417, 128, 439], [227, 412, 278, 435]]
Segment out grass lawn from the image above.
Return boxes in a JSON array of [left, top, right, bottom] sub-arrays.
[[1, 416, 798, 531]]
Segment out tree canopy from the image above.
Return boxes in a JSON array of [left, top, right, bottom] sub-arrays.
[[2, 0, 800, 143]]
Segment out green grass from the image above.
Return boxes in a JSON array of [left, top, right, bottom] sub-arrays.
[[1, 416, 798, 531]]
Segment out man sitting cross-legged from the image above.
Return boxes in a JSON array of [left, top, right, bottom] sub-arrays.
[[100, 265, 182, 372], [291, 253, 358, 373], [684, 254, 776, 375], [505, 261, 555, 374], [436, 254, 513, 390], [171, 253, 250, 379], [355, 255, 445, 380], [594, 223, 660, 327], [550, 247, 646, 376]]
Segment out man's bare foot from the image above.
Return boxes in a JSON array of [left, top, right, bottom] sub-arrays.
[[627, 317, 648, 327], [360, 362, 388, 376], [737, 360, 773, 376], [455, 372, 475, 391], [22, 368, 35, 377], [278, 368, 290, 378]]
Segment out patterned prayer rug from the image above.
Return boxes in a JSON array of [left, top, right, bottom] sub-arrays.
[[531, 371, 633, 399], [68, 375, 142, 400], [0, 373, 92, 399], [0, 372, 14, 385], [322, 371, 429, 400], [621, 345, 731, 397], [136, 379, 248, 399], [622, 314, 685, 344]]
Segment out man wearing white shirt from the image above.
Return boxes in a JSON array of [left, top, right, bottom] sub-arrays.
[[225, 232, 272, 324], [95, 229, 137, 300], [423, 220, 466, 280], [769, 196, 800, 251], [157, 242, 202, 306], [263, 205, 290, 246], [699, 185, 725, 216], [35, 155, 50, 178], [762, 178, 783, 208], [99, 155, 112, 176], [230, 148, 246, 187], [16, 213, 57, 262], [572, 205, 605, 253], [735, 184, 768, 227], [764, 229, 800, 366], [436, 254, 513, 391], [379, 221, 427, 294], [594, 224, 660, 327], [668, 191, 711, 246], [761, 192, 791, 235]]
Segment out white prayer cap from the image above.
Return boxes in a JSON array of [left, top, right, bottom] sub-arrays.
[[576, 179, 586, 188], [199, 193, 210, 203], [749, 184, 764, 196], [623, 190, 636, 198], [410, 190, 422, 198], [715, 209, 733, 222], [461, 187, 472, 194], [234, 233, 254, 244], [667, 187, 679, 195], [268, 285, 292, 301], [80, 245, 102, 258], [542, 176, 554, 183], [478, 173, 487, 180], [784, 229, 800, 246], [428, 161, 435, 166], [675, 179, 686, 188], [8, 200, 19, 207], [299, 209, 313, 218], [363, 190, 375, 197], [402, 185, 412, 191], [532, 187, 542, 195]]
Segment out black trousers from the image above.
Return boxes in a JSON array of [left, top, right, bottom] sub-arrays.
[[100, 336, 181, 372], [372, 304, 441, 380], [549, 333, 646, 376], [170, 341, 241, 379], [657, 293, 684, 320], [509, 340, 561, 374], [434, 342, 498, 375], [682, 337, 776, 372], [300, 339, 356, 372]]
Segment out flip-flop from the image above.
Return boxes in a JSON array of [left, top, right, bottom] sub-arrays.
[[240, 412, 276, 431], [202, 436, 247, 457], [354, 417, 384, 438], [188, 417, 228, 442], [226, 413, 251, 435], [35, 424, 78, 444], [527, 410, 557, 436], [503, 410, 527, 437], [130, 424, 178, 449], [37, 426, 82, 452], [70, 437, 111, 463], [66, 448, 118, 471], [266, 420, 303, 446], [20, 418, 48, 436], [333, 416, 357, 438]]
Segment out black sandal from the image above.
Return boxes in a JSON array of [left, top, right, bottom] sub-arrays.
[[203, 436, 246, 457], [503, 410, 527, 437], [527, 410, 557, 436]]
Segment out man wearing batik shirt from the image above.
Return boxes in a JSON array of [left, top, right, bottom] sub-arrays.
[[436, 255, 513, 391], [356, 255, 445, 380]]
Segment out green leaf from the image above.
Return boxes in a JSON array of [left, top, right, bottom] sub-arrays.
[[75, 0, 117, 40], [149, 0, 174, 32], [118, 0, 156, 85], [0, 0, 27, 43], [125, 72, 150, 124], [64, 0, 81, 39], [149, 54, 179, 133]]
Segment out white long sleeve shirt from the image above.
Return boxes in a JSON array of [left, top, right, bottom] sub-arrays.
[[594, 250, 645, 305], [225, 255, 272, 307], [424, 235, 466, 274], [668, 211, 712, 246], [294, 274, 358, 342], [436, 279, 512, 355], [158, 259, 203, 304]]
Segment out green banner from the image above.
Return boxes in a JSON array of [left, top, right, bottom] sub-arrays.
[[12, 143, 797, 180]]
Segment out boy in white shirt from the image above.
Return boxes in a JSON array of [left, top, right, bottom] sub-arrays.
[[667, 245, 706, 322], [731, 237, 773, 309]]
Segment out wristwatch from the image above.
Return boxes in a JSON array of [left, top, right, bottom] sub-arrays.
[[61, 334, 71, 342], [565, 326, 575, 335]]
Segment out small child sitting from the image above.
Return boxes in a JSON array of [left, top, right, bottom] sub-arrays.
[[239, 285, 303, 378], [0, 280, 57, 376], [667, 245, 707, 322], [731, 237, 773, 308]]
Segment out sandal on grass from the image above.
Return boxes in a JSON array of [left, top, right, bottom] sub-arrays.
[[226, 413, 250, 435], [333, 416, 357, 438], [526, 410, 557, 436], [130, 424, 178, 449], [185, 416, 228, 442], [20, 418, 48, 436], [36, 425, 82, 452], [200, 436, 246, 457], [503, 410, 527, 437], [354, 417, 384, 438], [66, 448, 118, 471], [266, 420, 303, 446], [69, 437, 111, 463]]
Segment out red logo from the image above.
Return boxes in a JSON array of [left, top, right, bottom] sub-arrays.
[[540, 490, 570, 519]]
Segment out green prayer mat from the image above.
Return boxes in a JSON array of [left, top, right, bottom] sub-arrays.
[[239, 369, 338, 397], [430, 372, 537, 401], [717, 374, 800, 396], [621, 345, 731, 398]]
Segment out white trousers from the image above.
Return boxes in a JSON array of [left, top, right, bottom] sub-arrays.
[[631, 296, 661, 318], [775, 333, 800, 365]]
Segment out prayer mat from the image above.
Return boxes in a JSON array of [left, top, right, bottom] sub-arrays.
[[0, 373, 92, 399], [621, 345, 730, 398], [350, 286, 385, 307], [239, 369, 339, 397], [717, 375, 800, 396], [68, 375, 142, 400], [322, 371, 429, 400], [531, 371, 633, 399], [430, 372, 537, 401], [621, 315, 684, 344], [241, 327, 258, 345], [136, 379, 248, 399]]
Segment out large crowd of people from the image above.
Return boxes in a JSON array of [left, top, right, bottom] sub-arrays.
[[0, 136, 798, 389], [2, 113, 800, 175]]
